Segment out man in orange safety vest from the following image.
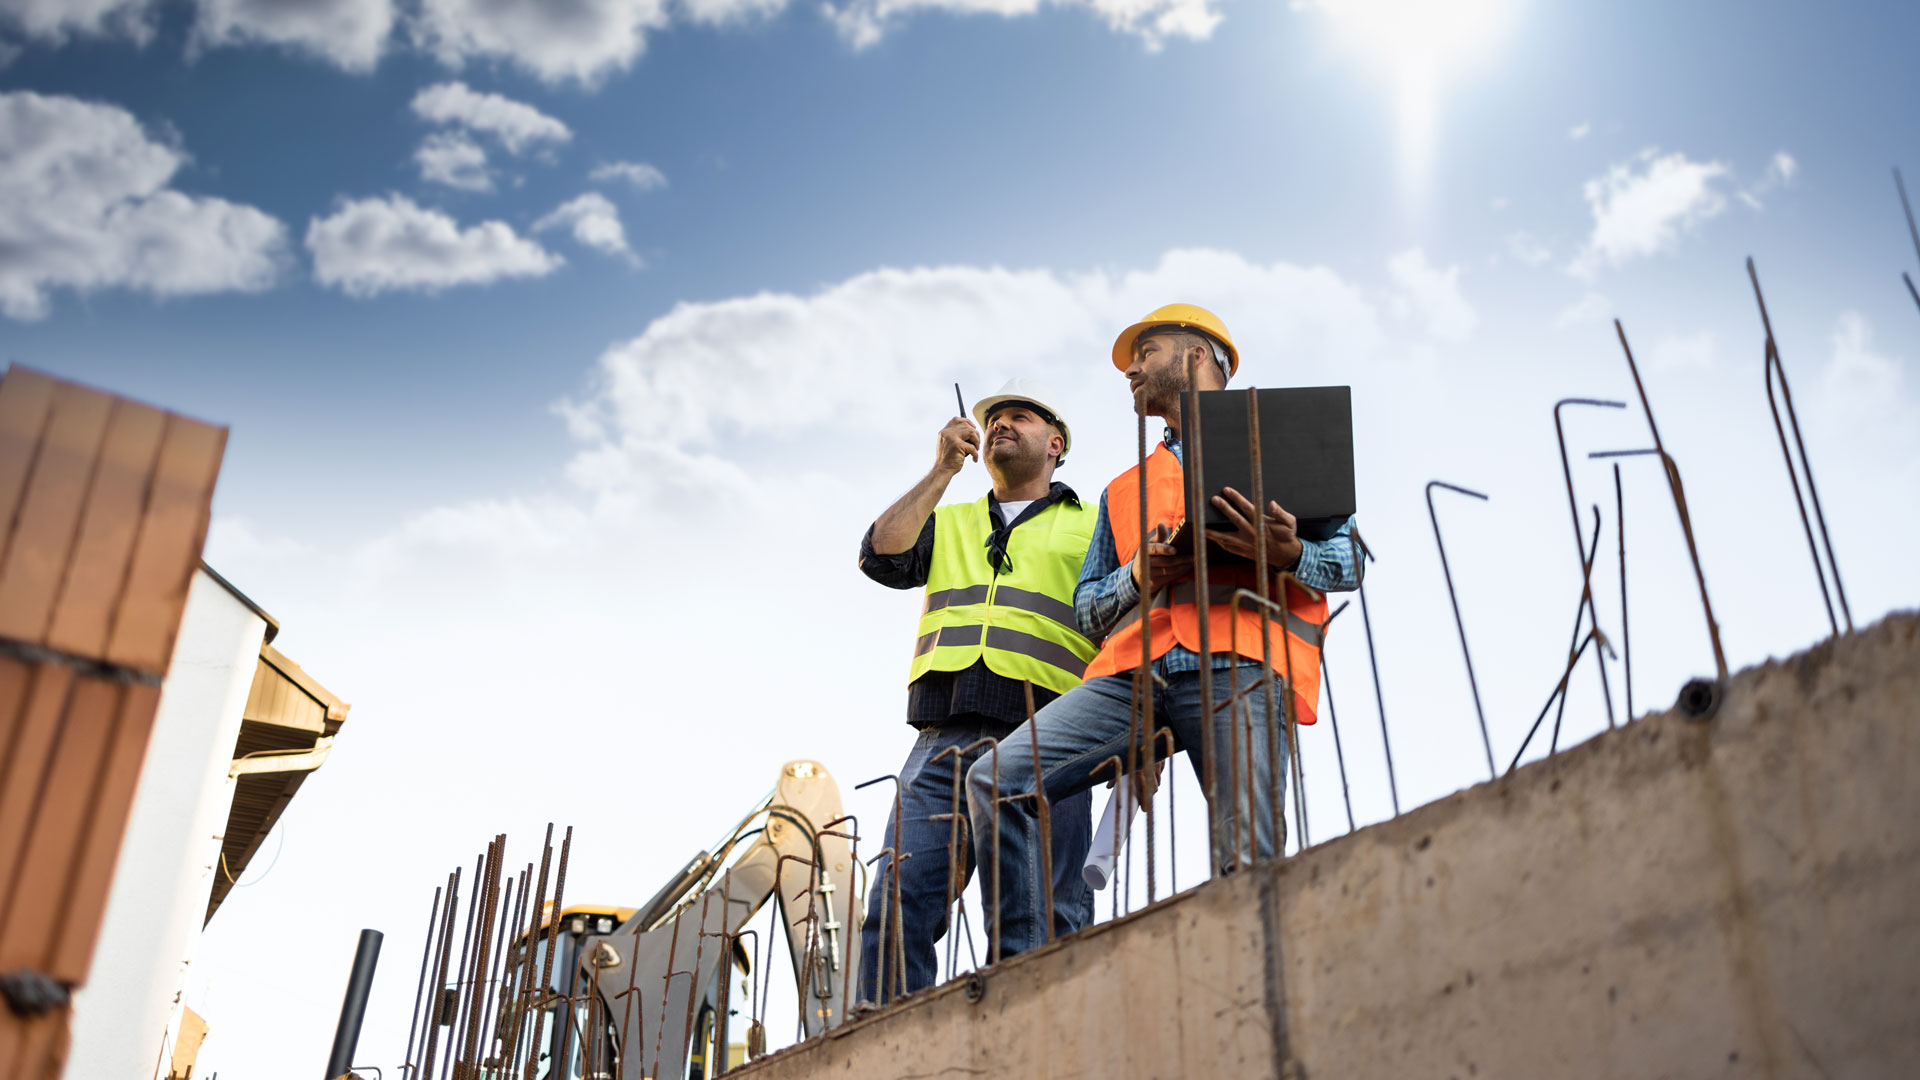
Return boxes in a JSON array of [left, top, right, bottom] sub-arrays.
[[967, 304, 1363, 961]]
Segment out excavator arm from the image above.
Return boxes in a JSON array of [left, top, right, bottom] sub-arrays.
[[496, 760, 863, 1080]]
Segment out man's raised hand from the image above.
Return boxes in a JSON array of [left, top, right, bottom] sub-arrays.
[[936, 416, 982, 474]]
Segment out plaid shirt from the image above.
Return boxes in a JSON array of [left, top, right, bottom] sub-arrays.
[[1074, 437, 1361, 675], [860, 482, 1083, 728]]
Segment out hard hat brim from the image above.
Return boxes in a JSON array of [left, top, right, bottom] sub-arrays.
[[971, 393, 1071, 458], [1111, 319, 1241, 377]]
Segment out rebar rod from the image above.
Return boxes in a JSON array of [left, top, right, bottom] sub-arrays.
[[1550, 507, 1607, 755], [1616, 320, 1729, 681], [1426, 481, 1495, 779], [1748, 257, 1853, 636], [1319, 603, 1357, 833], [402, 885, 444, 1075], [419, 867, 460, 1080], [1553, 398, 1624, 732], [1616, 465, 1631, 723], [1023, 681, 1057, 938], [1350, 529, 1398, 815], [1182, 353, 1219, 877]]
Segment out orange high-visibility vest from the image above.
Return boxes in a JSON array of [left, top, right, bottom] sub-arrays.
[[1083, 443, 1329, 725]]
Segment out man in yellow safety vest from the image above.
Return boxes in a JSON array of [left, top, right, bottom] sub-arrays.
[[968, 305, 1363, 961], [855, 378, 1098, 1002]]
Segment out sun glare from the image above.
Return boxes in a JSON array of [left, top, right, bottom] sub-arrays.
[[1306, 0, 1519, 190]]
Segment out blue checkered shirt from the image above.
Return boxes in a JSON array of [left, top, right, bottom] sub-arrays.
[[1073, 437, 1362, 675]]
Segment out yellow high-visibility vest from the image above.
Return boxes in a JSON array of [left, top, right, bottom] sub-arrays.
[[908, 495, 1097, 697]]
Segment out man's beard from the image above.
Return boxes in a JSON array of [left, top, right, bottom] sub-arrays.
[[986, 429, 1045, 483], [1135, 362, 1187, 418]]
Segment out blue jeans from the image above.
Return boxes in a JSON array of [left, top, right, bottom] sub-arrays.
[[968, 668, 1288, 960], [858, 719, 1094, 1003]]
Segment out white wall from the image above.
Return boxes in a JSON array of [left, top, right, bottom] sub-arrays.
[[66, 570, 266, 1080]]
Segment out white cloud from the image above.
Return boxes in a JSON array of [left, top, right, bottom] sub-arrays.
[[1554, 291, 1611, 328], [1385, 248, 1475, 343], [1646, 329, 1717, 371], [305, 193, 562, 297], [1739, 149, 1799, 211], [9, 0, 1219, 80], [2, 0, 393, 69], [534, 192, 635, 262], [1824, 310, 1901, 403], [410, 81, 570, 154], [0, 90, 286, 321], [1568, 121, 1590, 140], [590, 160, 667, 190], [823, 0, 1221, 51], [0, 0, 155, 44], [413, 0, 670, 85], [1506, 231, 1551, 267], [191, 0, 393, 70], [1570, 149, 1729, 277], [413, 130, 491, 191]]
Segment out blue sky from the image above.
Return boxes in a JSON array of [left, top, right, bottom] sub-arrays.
[[6, 0, 1919, 1074]]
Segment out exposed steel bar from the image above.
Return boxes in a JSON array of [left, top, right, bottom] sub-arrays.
[[503, 826, 549, 1076], [1181, 352, 1219, 878], [1616, 320, 1729, 681], [1554, 398, 1624, 732], [1508, 628, 1603, 776], [1616, 465, 1632, 723], [414, 872, 458, 1080], [1279, 573, 1310, 853], [928, 741, 967, 982], [507, 827, 554, 1080], [475, 870, 518, 1073], [854, 773, 908, 998], [459, 836, 504, 1074], [1132, 409, 1159, 894], [527, 826, 573, 1080], [1150, 727, 1179, 894], [1550, 507, 1608, 755], [1897, 168, 1920, 315], [647, 889, 687, 1079], [419, 867, 461, 1080], [441, 853, 483, 1080], [681, 892, 714, 1060], [1350, 528, 1398, 815], [402, 885, 444, 1074], [1426, 480, 1496, 779], [1748, 257, 1853, 636], [1023, 680, 1058, 939], [1318, 602, 1357, 833], [1246, 385, 1286, 861], [819, 816, 861, 1012]]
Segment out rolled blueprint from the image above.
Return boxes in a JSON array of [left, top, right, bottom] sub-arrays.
[[1082, 784, 1141, 891]]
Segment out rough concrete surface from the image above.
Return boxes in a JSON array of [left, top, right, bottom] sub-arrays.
[[732, 613, 1918, 1080]]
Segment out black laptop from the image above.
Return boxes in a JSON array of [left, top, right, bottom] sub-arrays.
[[1171, 386, 1355, 554]]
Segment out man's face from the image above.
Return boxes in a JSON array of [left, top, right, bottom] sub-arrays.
[[984, 405, 1061, 473], [1124, 333, 1195, 417]]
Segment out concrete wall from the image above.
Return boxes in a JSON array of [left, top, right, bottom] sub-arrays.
[[731, 612, 1919, 1080], [66, 572, 266, 1080]]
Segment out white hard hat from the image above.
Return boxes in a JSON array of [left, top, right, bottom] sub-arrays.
[[971, 378, 1072, 465]]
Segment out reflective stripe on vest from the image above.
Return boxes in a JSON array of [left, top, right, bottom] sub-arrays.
[[908, 496, 1097, 696], [1082, 444, 1330, 724], [1110, 582, 1326, 648]]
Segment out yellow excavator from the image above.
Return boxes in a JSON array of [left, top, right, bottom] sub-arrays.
[[483, 761, 864, 1079]]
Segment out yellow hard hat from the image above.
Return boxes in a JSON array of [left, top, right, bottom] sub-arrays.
[[1110, 303, 1240, 377]]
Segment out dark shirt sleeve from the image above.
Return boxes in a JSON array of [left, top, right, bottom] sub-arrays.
[[858, 515, 937, 590]]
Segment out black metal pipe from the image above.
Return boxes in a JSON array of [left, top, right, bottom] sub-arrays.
[[326, 928, 384, 1079]]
